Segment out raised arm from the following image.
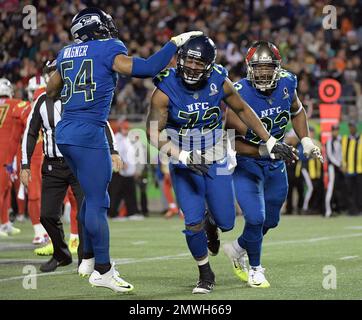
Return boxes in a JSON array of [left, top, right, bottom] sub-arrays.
[[113, 31, 202, 77]]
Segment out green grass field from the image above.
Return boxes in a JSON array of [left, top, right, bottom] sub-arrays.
[[1, 215, 362, 300]]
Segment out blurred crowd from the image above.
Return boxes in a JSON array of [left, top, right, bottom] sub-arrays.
[[1, 0, 362, 119]]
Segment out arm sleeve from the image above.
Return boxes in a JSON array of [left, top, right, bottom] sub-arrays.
[[131, 41, 177, 78], [105, 121, 118, 155], [21, 95, 45, 169]]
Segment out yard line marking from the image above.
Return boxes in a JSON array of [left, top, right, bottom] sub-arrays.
[[263, 233, 362, 246], [344, 226, 362, 230], [339, 255, 359, 260], [1, 233, 362, 283], [0, 253, 191, 283], [131, 241, 148, 245]]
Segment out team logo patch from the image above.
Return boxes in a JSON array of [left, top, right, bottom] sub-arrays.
[[209, 83, 218, 96], [283, 87, 289, 99]]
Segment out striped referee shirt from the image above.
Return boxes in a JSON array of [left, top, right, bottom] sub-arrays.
[[21, 92, 118, 169]]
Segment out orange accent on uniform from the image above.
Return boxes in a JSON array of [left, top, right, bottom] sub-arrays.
[[0, 98, 24, 224], [13, 99, 42, 226], [33, 88, 46, 102]]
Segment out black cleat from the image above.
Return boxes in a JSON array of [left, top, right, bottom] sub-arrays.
[[192, 277, 215, 294], [40, 256, 72, 273], [204, 211, 220, 256]]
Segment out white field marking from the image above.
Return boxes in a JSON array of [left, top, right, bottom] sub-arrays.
[[1, 232, 362, 283], [0, 253, 191, 283], [263, 232, 362, 246], [339, 255, 359, 260], [131, 241, 148, 245], [344, 226, 362, 230]]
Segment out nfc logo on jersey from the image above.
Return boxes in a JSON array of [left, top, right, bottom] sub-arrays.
[[261, 106, 282, 118], [186, 102, 210, 112]]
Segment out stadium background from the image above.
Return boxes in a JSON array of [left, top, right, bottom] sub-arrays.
[[1, 0, 362, 300]]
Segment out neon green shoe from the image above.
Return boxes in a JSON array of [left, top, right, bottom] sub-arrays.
[[34, 242, 54, 256], [68, 237, 79, 255], [223, 242, 249, 282], [248, 266, 270, 288]]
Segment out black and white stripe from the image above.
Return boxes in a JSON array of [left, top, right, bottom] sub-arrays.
[[22, 92, 63, 169], [22, 92, 118, 169]]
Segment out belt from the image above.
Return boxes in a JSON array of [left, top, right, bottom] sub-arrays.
[[44, 156, 66, 163]]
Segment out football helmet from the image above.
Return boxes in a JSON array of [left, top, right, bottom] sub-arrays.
[[177, 35, 217, 87], [246, 41, 282, 91], [70, 7, 118, 43]]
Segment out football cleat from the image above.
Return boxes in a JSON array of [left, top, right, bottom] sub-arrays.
[[204, 211, 220, 256], [68, 237, 79, 255], [78, 258, 95, 277], [223, 242, 249, 282], [164, 208, 179, 219], [192, 277, 215, 294], [32, 235, 48, 245], [248, 266, 270, 288], [0, 230, 8, 237], [89, 262, 134, 293], [34, 242, 54, 256], [1, 223, 21, 236]]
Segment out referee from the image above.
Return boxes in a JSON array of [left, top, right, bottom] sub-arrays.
[[20, 86, 120, 272]]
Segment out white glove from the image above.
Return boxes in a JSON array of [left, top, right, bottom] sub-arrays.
[[265, 136, 277, 155], [226, 137, 237, 171], [301, 137, 324, 163], [171, 31, 203, 47]]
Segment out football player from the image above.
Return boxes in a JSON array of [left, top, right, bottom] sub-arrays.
[[0, 78, 27, 237], [147, 35, 294, 294], [222, 41, 323, 288], [46, 7, 203, 292]]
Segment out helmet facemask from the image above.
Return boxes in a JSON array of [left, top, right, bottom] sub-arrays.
[[247, 61, 281, 91]]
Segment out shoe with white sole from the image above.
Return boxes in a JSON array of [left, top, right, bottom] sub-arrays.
[[1, 223, 21, 236], [223, 242, 249, 282], [248, 266, 270, 288], [78, 258, 95, 277], [89, 262, 134, 293], [0, 230, 8, 237], [32, 234, 48, 245]]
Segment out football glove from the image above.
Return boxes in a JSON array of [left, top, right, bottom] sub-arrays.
[[259, 143, 299, 164], [178, 150, 210, 176], [301, 137, 324, 163], [171, 31, 203, 47]]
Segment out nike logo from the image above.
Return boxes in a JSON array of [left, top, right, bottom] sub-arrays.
[[281, 167, 285, 173]]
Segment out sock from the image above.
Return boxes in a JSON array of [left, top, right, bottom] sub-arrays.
[[232, 239, 245, 253], [94, 263, 111, 275], [69, 233, 79, 240], [183, 228, 208, 259], [237, 223, 263, 266], [197, 261, 214, 281], [33, 223, 44, 237]]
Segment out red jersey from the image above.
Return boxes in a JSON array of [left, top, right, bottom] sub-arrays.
[[0, 98, 28, 164]]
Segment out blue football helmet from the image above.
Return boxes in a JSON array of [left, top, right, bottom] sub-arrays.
[[70, 7, 118, 43], [177, 35, 217, 87]]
